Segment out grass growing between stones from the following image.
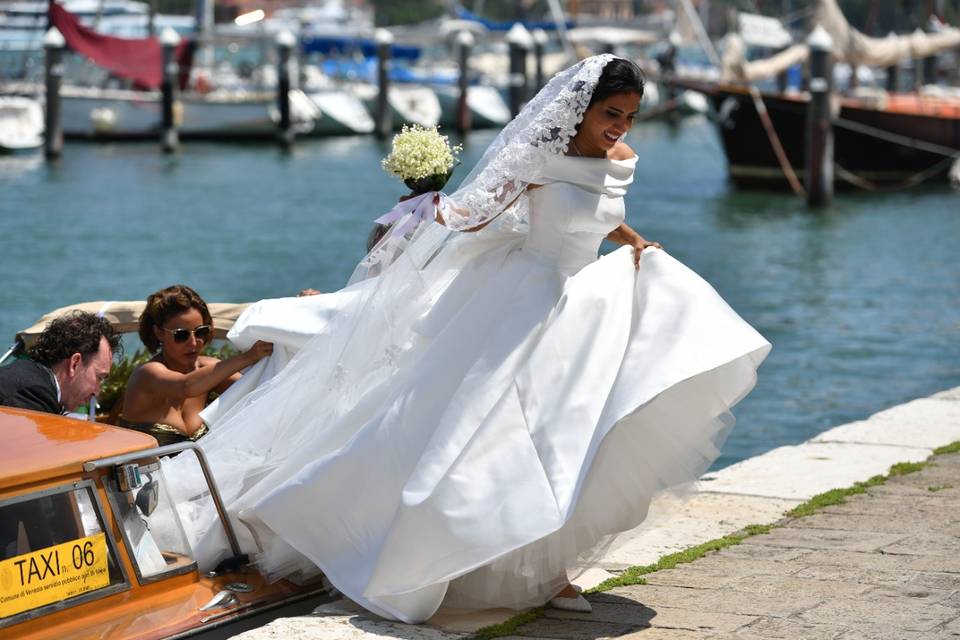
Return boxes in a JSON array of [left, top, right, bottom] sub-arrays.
[[468, 442, 960, 640], [472, 608, 546, 640], [934, 441, 960, 455]]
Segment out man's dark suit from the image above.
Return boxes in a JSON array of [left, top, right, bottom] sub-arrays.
[[0, 359, 62, 414]]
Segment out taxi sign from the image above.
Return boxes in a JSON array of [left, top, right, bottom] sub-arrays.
[[0, 533, 110, 618]]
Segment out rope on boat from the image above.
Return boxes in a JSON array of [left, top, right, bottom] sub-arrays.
[[748, 86, 807, 198], [831, 115, 960, 191]]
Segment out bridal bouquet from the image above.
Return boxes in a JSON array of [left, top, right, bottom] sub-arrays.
[[381, 125, 462, 194]]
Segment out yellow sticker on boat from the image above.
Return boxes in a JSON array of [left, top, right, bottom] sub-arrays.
[[0, 532, 110, 618]]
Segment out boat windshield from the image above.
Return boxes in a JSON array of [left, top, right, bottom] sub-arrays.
[[103, 460, 197, 583]]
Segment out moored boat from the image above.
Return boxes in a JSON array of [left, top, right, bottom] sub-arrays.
[[0, 95, 42, 152], [682, 79, 960, 188]]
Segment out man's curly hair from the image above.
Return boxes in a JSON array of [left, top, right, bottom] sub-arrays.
[[28, 311, 122, 367]]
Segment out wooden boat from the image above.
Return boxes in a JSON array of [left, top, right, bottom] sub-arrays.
[[0, 407, 328, 638], [679, 79, 960, 189]]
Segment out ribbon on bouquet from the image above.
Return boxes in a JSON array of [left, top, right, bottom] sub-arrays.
[[374, 191, 447, 238]]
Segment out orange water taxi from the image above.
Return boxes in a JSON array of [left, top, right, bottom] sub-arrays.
[[0, 406, 327, 638]]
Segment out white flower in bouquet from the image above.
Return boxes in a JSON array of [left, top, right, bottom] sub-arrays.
[[381, 125, 462, 192]]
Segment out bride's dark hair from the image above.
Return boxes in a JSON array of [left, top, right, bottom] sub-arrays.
[[589, 58, 645, 107]]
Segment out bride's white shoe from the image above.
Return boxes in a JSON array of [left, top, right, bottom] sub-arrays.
[[549, 593, 592, 613]]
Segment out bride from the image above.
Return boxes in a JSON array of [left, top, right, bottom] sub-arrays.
[[163, 55, 770, 623]]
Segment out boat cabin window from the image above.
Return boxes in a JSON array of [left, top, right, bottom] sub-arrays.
[[104, 461, 197, 583], [0, 482, 128, 627]]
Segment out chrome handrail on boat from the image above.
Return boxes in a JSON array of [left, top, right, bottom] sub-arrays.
[[83, 441, 243, 559]]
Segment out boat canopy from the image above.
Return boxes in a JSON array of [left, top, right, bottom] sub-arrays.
[[15, 300, 250, 350], [49, 0, 192, 89], [815, 0, 960, 67], [721, 0, 960, 84], [566, 26, 660, 47]]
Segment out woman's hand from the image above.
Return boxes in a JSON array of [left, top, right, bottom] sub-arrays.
[[631, 237, 662, 270], [297, 288, 321, 297], [243, 340, 274, 364]]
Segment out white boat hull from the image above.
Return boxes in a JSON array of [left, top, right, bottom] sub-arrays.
[[0, 96, 43, 152], [58, 86, 318, 140], [351, 83, 441, 129], [434, 84, 510, 129]]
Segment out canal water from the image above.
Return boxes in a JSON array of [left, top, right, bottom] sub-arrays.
[[1, 116, 957, 469]]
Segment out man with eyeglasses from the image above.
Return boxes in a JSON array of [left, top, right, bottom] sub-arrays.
[[0, 311, 121, 414]]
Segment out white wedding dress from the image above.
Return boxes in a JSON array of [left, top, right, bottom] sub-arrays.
[[164, 150, 770, 624]]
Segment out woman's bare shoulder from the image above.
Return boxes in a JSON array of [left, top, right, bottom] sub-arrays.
[[609, 141, 637, 161]]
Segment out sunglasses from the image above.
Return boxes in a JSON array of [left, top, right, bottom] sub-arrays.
[[163, 324, 212, 344]]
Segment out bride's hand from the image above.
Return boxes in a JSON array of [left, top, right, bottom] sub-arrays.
[[632, 238, 662, 269]]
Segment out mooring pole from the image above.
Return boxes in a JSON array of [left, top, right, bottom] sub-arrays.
[[375, 28, 393, 139], [532, 28, 547, 91], [455, 30, 474, 135], [43, 26, 65, 160], [506, 23, 532, 118], [805, 25, 834, 207], [885, 61, 899, 92], [276, 29, 295, 150], [160, 26, 181, 153]]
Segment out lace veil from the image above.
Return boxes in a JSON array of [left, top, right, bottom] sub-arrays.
[[348, 53, 615, 283]]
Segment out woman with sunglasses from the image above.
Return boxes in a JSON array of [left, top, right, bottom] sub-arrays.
[[118, 284, 273, 446]]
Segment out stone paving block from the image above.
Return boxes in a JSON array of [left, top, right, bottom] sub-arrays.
[[739, 527, 908, 553], [786, 512, 955, 534], [598, 584, 821, 618], [543, 601, 755, 634], [722, 574, 873, 599], [868, 583, 958, 606], [641, 556, 802, 590], [427, 607, 519, 633], [605, 630, 712, 639], [906, 571, 960, 591], [792, 564, 914, 586], [698, 442, 930, 501], [513, 617, 642, 640], [878, 531, 960, 556], [818, 494, 960, 516], [713, 543, 811, 562], [231, 614, 467, 640], [834, 629, 956, 640], [798, 597, 958, 633], [904, 555, 960, 574], [600, 492, 800, 569], [789, 549, 911, 571], [714, 617, 848, 639]]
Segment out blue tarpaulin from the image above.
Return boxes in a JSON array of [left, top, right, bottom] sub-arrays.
[[301, 35, 421, 61]]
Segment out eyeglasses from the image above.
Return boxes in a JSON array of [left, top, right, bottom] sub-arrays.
[[163, 325, 212, 344]]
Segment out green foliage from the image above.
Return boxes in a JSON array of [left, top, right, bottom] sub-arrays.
[[99, 348, 152, 413], [933, 441, 960, 455], [785, 474, 885, 518], [927, 484, 953, 492], [889, 461, 929, 476], [472, 607, 546, 640]]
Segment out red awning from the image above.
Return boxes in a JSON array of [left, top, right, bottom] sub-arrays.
[[49, 1, 189, 90]]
